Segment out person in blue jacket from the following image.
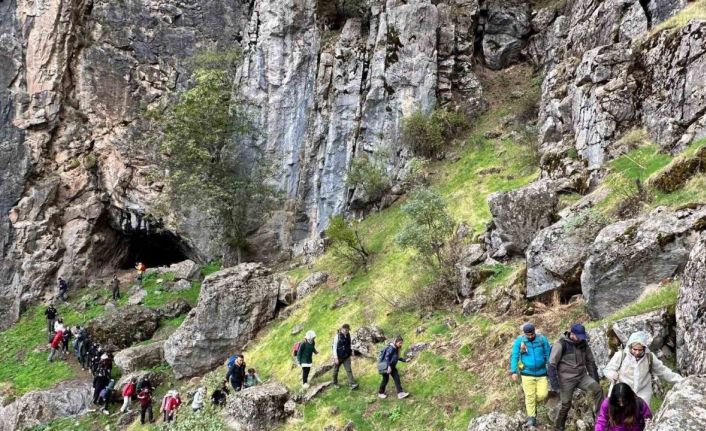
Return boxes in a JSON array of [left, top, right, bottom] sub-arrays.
[[509, 323, 551, 427], [378, 336, 410, 400]]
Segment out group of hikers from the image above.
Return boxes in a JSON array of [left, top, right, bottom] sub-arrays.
[[509, 322, 683, 430]]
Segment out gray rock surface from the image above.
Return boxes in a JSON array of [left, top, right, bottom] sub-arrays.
[[87, 305, 161, 350], [646, 376, 706, 431], [154, 260, 200, 281], [0, 381, 93, 431], [157, 298, 192, 320], [466, 411, 524, 431], [164, 263, 282, 378], [114, 341, 165, 374], [526, 210, 606, 298], [486, 180, 559, 257], [482, 0, 531, 70], [351, 325, 386, 358], [677, 232, 706, 375], [582, 206, 706, 318], [222, 382, 292, 431], [296, 272, 328, 300]]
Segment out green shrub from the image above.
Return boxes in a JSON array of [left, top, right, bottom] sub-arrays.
[[325, 215, 370, 270], [346, 155, 390, 202], [401, 108, 466, 157]]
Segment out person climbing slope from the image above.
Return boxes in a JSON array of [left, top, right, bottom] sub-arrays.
[[226, 354, 246, 391], [120, 377, 136, 413], [509, 323, 551, 427], [595, 383, 652, 431], [332, 323, 358, 389], [603, 331, 683, 405], [296, 331, 318, 389]]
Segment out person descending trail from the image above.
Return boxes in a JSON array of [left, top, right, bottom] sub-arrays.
[[120, 377, 137, 413], [137, 387, 154, 424], [44, 303, 57, 338], [226, 354, 246, 391], [110, 274, 120, 300], [603, 331, 683, 405], [57, 277, 68, 301], [244, 368, 262, 388], [192, 387, 206, 412], [92, 366, 110, 406], [332, 324, 359, 389], [296, 331, 318, 389], [98, 379, 116, 414], [548, 323, 603, 431], [509, 323, 551, 428], [378, 335, 409, 400], [161, 390, 182, 422], [48, 328, 64, 362], [595, 383, 652, 431], [61, 326, 73, 356]]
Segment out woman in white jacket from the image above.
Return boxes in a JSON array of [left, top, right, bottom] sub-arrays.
[[603, 331, 683, 404]]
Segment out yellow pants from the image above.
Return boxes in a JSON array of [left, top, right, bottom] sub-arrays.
[[521, 375, 548, 417]]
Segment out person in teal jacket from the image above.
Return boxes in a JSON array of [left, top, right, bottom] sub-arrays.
[[509, 323, 551, 427]]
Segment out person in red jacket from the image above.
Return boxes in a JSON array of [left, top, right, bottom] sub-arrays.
[[48, 329, 63, 362], [161, 390, 182, 422], [137, 388, 153, 424], [120, 377, 136, 413]]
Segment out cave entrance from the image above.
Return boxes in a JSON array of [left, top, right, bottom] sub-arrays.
[[116, 230, 191, 270]]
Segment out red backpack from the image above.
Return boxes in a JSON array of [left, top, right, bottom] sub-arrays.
[[291, 341, 301, 357]]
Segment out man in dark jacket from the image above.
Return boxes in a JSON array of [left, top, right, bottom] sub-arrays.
[[57, 277, 68, 301], [110, 275, 120, 300], [225, 354, 246, 391], [378, 336, 409, 400], [332, 324, 358, 389], [44, 303, 57, 337], [548, 323, 603, 431], [211, 381, 230, 407]]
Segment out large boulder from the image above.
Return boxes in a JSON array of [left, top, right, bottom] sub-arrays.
[[0, 381, 93, 431], [87, 305, 161, 350], [222, 382, 292, 431], [157, 298, 192, 319], [677, 231, 706, 375], [646, 376, 706, 431], [153, 259, 200, 281], [482, 0, 531, 70], [582, 206, 706, 318], [526, 210, 606, 298], [164, 263, 282, 378], [114, 341, 165, 374], [466, 411, 524, 431], [295, 272, 328, 300], [486, 180, 559, 258]]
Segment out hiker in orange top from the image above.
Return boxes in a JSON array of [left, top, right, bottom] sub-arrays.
[[135, 262, 146, 284]]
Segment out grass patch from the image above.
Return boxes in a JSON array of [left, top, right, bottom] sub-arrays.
[[651, 0, 706, 34], [587, 281, 679, 328]]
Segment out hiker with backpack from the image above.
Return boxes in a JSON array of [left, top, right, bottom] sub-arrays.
[[44, 303, 57, 337], [110, 274, 120, 300], [296, 331, 318, 389], [603, 331, 683, 404], [161, 390, 182, 422], [98, 379, 116, 414], [548, 323, 603, 431], [120, 377, 137, 413], [92, 366, 110, 406], [58, 277, 68, 301], [509, 323, 551, 427], [226, 354, 246, 391], [595, 383, 652, 431], [137, 387, 154, 424], [192, 387, 206, 412], [245, 368, 262, 388], [378, 335, 410, 400], [332, 324, 359, 389]]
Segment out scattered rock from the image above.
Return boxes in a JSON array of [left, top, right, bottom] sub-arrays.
[[152, 260, 200, 281], [222, 382, 292, 431], [170, 279, 192, 291], [116, 410, 139, 427], [296, 272, 328, 299], [405, 343, 429, 360], [677, 231, 706, 375], [114, 341, 165, 374], [87, 305, 160, 350], [462, 294, 488, 315], [466, 410, 524, 431], [485, 180, 559, 258], [330, 297, 350, 310], [351, 326, 386, 358], [303, 381, 333, 403], [582, 206, 706, 318], [157, 298, 192, 319], [164, 263, 282, 378], [311, 361, 335, 381], [291, 324, 304, 335], [646, 376, 706, 431], [104, 302, 117, 314], [128, 289, 147, 306], [0, 381, 92, 431]]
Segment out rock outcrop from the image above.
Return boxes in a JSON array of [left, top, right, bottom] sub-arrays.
[[582, 206, 706, 318], [164, 263, 283, 378], [351, 325, 386, 358], [481, 0, 531, 70], [466, 411, 524, 431], [677, 231, 706, 375], [152, 260, 200, 281], [646, 376, 706, 431], [296, 272, 328, 300], [485, 180, 559, 257], [114, 341, 165, 374], [0, 381, 92, 431], [222, 382, 292, 431], [87, 305, 161, 350]]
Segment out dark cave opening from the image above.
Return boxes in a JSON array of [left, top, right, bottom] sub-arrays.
[[116, 230, 190, 270]]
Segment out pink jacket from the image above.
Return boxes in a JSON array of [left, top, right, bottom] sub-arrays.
[[595, 398, 652, 431]]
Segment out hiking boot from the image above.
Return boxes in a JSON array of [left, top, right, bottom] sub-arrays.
[[350, 383, 359, 390], [378, 393, 387, 399], [526, 417, 536, 427], [397, 392, 409, 399]]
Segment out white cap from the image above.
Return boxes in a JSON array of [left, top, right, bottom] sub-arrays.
[[305, 330, 316, 340]]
